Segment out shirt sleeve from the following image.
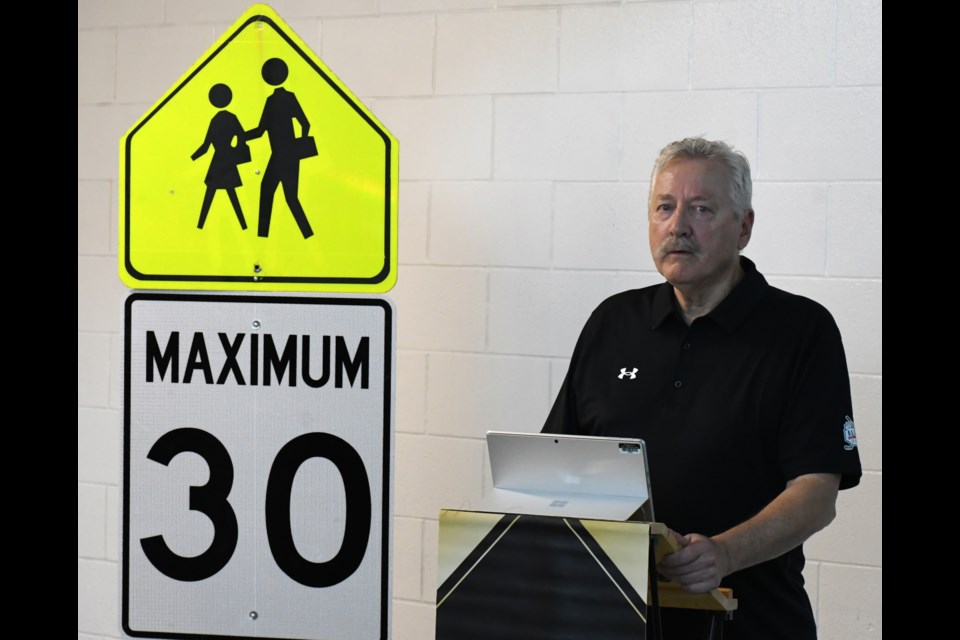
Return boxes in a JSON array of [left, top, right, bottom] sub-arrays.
[[541, 311, 598, 435], [542, 369, 580, 435], [778, 300, 862, 490]]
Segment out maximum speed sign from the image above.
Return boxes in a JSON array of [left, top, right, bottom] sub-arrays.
[[122, 293, 394, 640]]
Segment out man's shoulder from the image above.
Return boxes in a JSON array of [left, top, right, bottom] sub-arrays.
[[590, 283, 664, 318], [568, 283, 667, 343], [758, 283, 838, 326], [743, 281, 847, 355]]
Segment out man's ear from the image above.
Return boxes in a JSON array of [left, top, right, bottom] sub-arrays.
[[738, 209, 755, 250]]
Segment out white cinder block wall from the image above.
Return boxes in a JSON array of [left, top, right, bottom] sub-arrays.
[[78, 1, 882, 638]]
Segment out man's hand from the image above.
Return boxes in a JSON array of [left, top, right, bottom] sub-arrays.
[[657, 532, 732, 594], [657, 473, 841, 595]]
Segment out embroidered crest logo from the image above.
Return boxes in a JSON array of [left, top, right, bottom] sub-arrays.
[[842, 415, 857, 450], [618, 367, 638, 379]]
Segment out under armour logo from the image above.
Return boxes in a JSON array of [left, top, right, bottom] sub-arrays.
[[618, 368, 638, 379]]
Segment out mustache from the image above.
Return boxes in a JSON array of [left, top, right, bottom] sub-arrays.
[[655, 237, 699, 257]]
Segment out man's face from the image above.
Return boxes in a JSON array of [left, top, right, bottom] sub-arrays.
[[648, 158, 753, 295]]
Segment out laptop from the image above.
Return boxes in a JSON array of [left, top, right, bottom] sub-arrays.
[[472, 431, 656, 522]]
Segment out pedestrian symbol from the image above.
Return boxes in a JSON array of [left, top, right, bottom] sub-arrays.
[[192, 83, 250, 231], [120, 4, 399, 293], [245, 57, 317, 240]]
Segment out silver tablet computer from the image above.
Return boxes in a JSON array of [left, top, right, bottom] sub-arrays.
[[475, 431, 655, 522]]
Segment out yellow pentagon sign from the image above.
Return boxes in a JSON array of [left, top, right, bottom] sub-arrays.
[[119, 4, 398, 292]]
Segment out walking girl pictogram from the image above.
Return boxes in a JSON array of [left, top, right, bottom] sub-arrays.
[[190, 83, 250, 230]]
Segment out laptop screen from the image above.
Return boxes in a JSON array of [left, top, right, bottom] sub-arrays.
[[477, 431, 656, 522]]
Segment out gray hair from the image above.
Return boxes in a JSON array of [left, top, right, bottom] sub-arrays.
[[649, 137, 753, 219]]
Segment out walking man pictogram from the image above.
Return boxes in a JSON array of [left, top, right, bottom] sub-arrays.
[[246, 57, 316, 239]]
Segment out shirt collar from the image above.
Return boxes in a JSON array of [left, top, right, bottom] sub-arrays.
[[650, 257, 768, 331]]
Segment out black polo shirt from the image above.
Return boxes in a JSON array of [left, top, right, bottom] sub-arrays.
[[542, 257, 862, 640]]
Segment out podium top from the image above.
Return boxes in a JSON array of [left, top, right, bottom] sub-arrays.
[[650, 523, 738, 612]]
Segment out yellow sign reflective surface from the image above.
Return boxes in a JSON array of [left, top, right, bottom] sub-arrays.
[[119, 4, 398, 292]]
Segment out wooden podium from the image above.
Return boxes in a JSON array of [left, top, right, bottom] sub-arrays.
[[648, 522, 738, 639]]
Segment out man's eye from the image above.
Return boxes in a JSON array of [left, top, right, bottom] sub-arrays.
[[696, 206, 711, 214]]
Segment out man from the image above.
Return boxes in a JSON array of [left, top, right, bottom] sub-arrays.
[[542, 137, 861, 639], [246, 57, 315, 239]]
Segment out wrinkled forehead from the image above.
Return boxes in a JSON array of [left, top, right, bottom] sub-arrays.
[[648, 158, 734, 203]]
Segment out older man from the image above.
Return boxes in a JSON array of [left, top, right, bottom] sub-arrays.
[[542, 137, 861, 639]]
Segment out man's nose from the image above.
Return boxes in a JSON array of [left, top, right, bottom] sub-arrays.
[[669, 206, 692, 236]]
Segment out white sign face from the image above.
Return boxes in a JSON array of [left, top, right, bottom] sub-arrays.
[[122, 293, 393, 640]]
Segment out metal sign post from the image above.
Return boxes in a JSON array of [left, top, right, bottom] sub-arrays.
[[118, 5, 399, 638]]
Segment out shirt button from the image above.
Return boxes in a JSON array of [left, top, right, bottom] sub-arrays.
[[674, 380, 682, 389]]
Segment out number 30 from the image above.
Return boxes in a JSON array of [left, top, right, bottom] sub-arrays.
[[140, 427, 372, 587]]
